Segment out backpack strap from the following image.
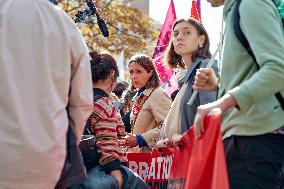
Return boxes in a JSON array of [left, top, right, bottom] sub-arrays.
[[233, 0, 258, 67], [233, 0, 284, 111], [274, 0, 284, 26]]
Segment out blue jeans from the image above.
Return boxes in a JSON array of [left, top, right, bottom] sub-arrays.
[[70, 165, 149, 189]]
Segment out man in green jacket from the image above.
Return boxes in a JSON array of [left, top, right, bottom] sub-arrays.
[[193, 0, 284, 188]]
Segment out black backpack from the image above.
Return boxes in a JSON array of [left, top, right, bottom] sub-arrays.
[[233, 0, 284, 111]]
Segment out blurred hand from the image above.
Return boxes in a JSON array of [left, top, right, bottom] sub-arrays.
[[155, 134, 185, 148], [193, 94, 237, 139], [125, 133, 138, 148], [193, 103, 218, 139], [193, 68, 219, 91], [110, 170, 123, 189], [109, 92, 119, 101]]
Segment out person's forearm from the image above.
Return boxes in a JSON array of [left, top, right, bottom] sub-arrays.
[[110, 170, 123, 189], [217, 94, 238, 112]]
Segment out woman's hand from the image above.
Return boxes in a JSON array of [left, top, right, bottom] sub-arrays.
[[155, 134, 185, 148], [110, 170, 123, 189], [125, 133, 138, 148], [193, 103, 218, 139], [193, 94, 238, 139], [193, 68, 219, 91]]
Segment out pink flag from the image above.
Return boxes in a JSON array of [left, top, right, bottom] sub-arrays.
[[152, 0, 176, 84], [152, 0, 177, 97], [191, 0, 201, 21]]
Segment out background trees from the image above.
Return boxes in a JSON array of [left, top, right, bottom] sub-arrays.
[[57, 0, 159, 59]]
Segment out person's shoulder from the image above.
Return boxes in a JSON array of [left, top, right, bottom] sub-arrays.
[[152, 87, 165, 95], [239, 0, 281, 40], [34, 0, 78, 33], [199, 58, 210, 67], [199, 58, 218, 68], [37, 0, 67, 16], [93, 97, 115, 117], [242, 0, 275, 6], [94, 97, 112, 108], [240, 0, 277, 15], [150, 87, 171, 101]]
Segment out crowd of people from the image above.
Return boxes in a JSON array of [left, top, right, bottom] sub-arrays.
[[0, 0, 283, 189]]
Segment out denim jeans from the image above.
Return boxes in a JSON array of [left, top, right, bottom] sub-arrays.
[[69, 165, 149, 189]]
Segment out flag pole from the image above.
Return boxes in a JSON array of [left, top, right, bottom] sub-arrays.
[[187, 40, 222, 105]]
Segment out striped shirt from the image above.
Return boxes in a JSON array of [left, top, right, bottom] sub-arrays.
[[89, 89, 127, 172]]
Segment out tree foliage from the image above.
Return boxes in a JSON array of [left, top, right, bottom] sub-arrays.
[[57, 0, 159, 59]]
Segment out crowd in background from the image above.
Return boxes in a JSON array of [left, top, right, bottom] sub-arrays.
[[0, 0, 283, 189]]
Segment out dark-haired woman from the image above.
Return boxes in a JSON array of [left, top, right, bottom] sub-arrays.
[[80, 51, 148, 189], [163, 18, 219, 140], [126, 54, 172, 153]]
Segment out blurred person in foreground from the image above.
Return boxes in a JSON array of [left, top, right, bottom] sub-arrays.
[[193, 0, 284, 188], [0, 0, 93, 188]]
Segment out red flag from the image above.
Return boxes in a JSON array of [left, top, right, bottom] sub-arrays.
[[152, 0, 176, 84], [168, 109, 230, 189], [190, 0, 201, 21]]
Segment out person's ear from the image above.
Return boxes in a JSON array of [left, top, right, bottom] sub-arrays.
[[147, 70, 153, 80], [199, 35, 206, 48], [148, 70, 153, 77], [110, 71, 116, 81]]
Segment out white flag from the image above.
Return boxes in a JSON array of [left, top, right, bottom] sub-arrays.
[[116, 50, 125, 81]]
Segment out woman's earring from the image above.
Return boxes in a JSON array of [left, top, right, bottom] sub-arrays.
[[199, 44, 203, 49]]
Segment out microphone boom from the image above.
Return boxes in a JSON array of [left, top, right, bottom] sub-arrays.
[[74, 0, 109, 37]]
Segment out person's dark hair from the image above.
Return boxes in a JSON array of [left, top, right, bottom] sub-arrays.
[[164, 18, 212, 69], [170, 89, 179, 101], [48, 0, 58, 4], [90, 51, 119, 83], [123, 90, 136, 102], [113, 81, 129, 98], [128, 54, 160, 91]]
